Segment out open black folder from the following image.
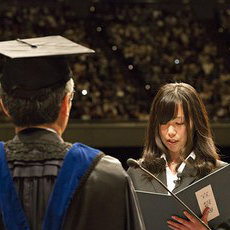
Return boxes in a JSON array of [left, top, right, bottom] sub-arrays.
[[136, 164, 230, 230]]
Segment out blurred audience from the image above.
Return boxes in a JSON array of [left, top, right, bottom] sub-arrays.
[[0, 1, 230, 122]]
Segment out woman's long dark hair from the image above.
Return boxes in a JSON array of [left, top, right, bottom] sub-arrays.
[[141, 82, 219, 177]]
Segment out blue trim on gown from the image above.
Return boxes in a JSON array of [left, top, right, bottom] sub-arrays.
[[0, 141, 30, 230]]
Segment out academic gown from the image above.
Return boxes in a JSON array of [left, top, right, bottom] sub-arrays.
[[0, 128, 145, 230]]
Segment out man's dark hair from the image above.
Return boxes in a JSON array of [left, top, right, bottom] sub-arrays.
[[0, 78, 74, 127]]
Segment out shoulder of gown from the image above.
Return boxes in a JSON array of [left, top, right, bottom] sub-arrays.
[[63, 154, 145, 230]]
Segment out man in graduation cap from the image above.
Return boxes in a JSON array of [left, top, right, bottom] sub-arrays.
[[0, 36, 145, 230]]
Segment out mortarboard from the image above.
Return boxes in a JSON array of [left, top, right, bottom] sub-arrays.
[[0, 35, 95, 97]]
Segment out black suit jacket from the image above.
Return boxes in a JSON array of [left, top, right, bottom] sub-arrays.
[[127, 159, 228, 194]]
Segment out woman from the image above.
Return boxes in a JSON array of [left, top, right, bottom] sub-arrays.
[[127, 82, 228, 230]]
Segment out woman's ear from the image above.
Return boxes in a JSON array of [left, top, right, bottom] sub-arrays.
[[0, 99, 10, 117]]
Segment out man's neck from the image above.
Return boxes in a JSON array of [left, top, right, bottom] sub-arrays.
[[15, 124, 62, 136]]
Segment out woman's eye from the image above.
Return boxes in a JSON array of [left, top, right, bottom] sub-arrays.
[[176, 122, 184, 125]]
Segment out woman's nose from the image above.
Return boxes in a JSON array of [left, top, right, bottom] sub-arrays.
[[168, 125, 176, 137]]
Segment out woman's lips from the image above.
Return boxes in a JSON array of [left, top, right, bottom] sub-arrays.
[[167, 139, 178, 145]]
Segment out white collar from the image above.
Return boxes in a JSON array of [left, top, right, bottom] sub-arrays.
[[31, 126, 58, 134], [161, 152, 195, 192], [161, 151, 196, 165]]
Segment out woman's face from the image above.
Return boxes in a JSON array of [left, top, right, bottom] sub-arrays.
[[159, 104, 188, 157]]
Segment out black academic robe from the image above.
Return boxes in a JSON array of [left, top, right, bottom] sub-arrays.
[[0, 128, 145, 230]]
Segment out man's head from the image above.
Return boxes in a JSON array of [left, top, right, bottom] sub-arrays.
[[0, 36, 94, 131], [0, 56, 75, 128]]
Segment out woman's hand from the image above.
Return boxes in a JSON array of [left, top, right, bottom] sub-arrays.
[[167, 207, 210, 230]]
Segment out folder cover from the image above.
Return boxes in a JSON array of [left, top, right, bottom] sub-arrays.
[[136, 164, 230, 230]]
